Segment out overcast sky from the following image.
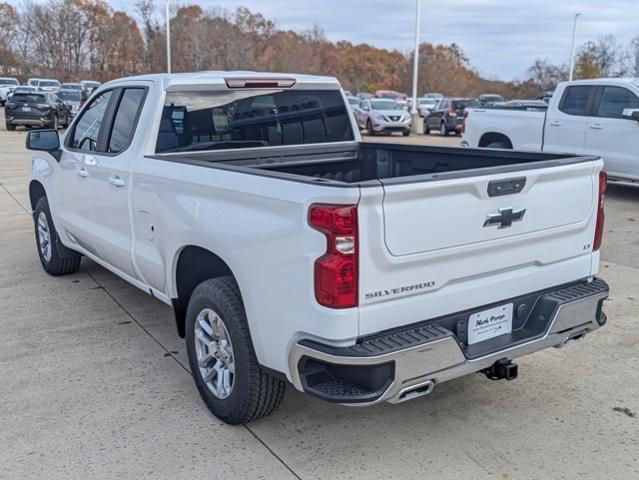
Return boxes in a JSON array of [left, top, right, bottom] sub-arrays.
[[11, 0, 639, 80]]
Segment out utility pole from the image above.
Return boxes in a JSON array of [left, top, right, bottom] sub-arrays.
[[166, 0, 171, 74], [568, 13, 582, 81], [410, 0, 422, 133]]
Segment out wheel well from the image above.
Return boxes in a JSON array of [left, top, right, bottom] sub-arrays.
[[173, 246, 234, 337], [479, 132, 513, 149], [29, 181, 46, 211]]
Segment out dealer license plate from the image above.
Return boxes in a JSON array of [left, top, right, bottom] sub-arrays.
[[467, 303, 513, 345]]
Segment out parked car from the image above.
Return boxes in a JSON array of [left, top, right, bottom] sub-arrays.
[[26, 71, 609, 425], [60, 83, 89, 100], [357, 92, 373, 100], [345, 95, 360, 108], [27, 78, 61, 93], [479, 94, 506, 106], [462, 78, 639, 182], [57, 88, 84, 117], [416, 97, 440, 117], [80, 80, 101, 95], [375, 90, 408, 108], [424, 97, 479, 136], [423, 92, 444, 101], [0, 77, 20, 105], [356, 97, 411, 135], [4, 90, 70, 130]]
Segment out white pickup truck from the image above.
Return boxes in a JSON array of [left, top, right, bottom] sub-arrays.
[[462, 78, 639, 182], [27, 72, 609, 424]]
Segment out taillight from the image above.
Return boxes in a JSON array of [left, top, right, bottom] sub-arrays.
[[309, 204, 358, 308], [593, 170, 607, 251]]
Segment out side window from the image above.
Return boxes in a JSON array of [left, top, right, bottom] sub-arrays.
[[108, 88, 146, 154], [596, 86, 639, 118], [70, 91, 113, 152], [559, 86, 593, 115]]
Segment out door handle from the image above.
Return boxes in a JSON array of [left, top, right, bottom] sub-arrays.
[[549, 120, 562, 127], [77, 168, 88, 178], [589, 123, 604, 130], [109, 175, 125, 187]]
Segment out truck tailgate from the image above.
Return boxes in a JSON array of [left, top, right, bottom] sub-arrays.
[[382, 163, 594, 256], [357, 159, 601, 336]]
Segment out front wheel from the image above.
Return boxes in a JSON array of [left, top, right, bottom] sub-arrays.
[[5, 122, 16, 131], [51, 114, 59, 130], [366, 119, 376, 136], [402, 130, 410, 137], [185, 277, 286, 424], [33, 196, 81, 275], [440, 122, 449, 136]]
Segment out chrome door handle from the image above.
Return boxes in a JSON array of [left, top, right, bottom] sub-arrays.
[[77, 168, 88, 178], [108, 175, 125, 187], [589, 124, 604, 130], [549, 120, 562, 127]]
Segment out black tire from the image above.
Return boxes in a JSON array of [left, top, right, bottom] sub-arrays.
[[366, 119, 376, 136], [6, 122, 16, 131], [33, 196, 81, 276], [185, 277, 286, 425], [424, 122, 431, 134], [402, 130, 410, 137], [440, 122, 449, 136], [485, 141, 511, 149], [52, 114, 59, 130]]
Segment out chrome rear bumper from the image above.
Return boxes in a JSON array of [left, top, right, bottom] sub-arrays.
[[289, 278, 609, 405]]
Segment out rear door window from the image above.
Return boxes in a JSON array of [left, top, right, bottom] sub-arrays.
[[595, 86, 639, 118], [156, 89, 354, 153], [559, 86, 594, 115]]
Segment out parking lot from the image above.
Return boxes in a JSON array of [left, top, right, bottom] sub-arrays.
[[1, 109, 638, 480]]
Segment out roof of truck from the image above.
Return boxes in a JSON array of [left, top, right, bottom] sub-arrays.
[[104, 71, 341, 90], [562, 77, 639, 87]]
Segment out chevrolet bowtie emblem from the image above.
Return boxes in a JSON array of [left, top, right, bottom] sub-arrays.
[[483, 207, 526, 229]]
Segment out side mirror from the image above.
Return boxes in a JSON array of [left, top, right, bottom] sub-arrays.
[[26, 130, 61, 161], [622, 108, 639, 121]]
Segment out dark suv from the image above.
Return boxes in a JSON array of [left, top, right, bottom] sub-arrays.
[[4, 91, 71, 131], [424, 97, 479, 136]]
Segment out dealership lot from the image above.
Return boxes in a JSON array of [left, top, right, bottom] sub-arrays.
[[1, 114, 638, 479]]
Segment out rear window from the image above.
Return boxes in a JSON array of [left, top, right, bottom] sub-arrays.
[[39, 81, 60, 87], [10, 93, 45, 103], [156, 89, 353, 153], [0, 79, 18, 86]]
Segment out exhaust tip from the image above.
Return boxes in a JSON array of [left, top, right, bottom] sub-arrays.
[[396, 380, 434, 403]]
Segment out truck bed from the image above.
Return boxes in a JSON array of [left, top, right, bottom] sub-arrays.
[[152, 142, 592, 186]]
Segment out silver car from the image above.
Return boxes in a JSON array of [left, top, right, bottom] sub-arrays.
[[355, 98, 411, 136]]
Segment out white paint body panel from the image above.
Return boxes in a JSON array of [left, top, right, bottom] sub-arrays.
[[29, 72, 604, 380]]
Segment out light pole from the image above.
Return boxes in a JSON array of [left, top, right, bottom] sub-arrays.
[[410, 0, 422, 132], [568, 13, 582, 81], [166, 0, 171, 73]]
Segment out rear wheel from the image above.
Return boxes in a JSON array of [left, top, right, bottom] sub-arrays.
[[424, 122, 431, 134], [52, 114, 59, 130], [33, 196, 81, 275], [440, 122, 449, 136], [185, 277, 286, 425]]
